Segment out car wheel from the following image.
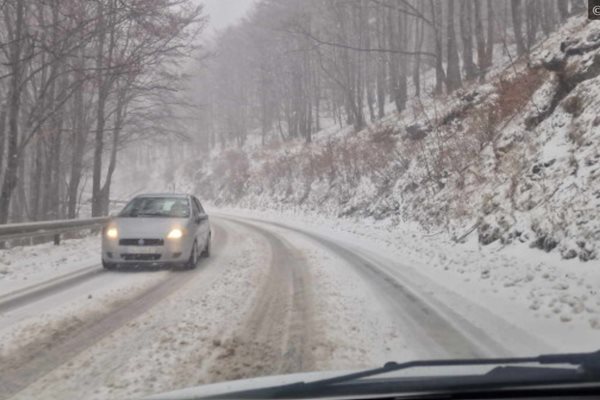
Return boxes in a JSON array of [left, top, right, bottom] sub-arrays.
[[201, 234, 211, 258], [185, 241, 198, 269]]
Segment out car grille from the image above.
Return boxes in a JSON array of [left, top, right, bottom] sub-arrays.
[[121, 254, 162, 261], [119, 238, 164, 246]]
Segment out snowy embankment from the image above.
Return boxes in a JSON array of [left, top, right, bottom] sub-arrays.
[[0, 235, 100, 294], [189, 16, 600, 263]]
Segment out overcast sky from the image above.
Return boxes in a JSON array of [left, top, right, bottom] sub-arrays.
[[201, 0, 257, 33]]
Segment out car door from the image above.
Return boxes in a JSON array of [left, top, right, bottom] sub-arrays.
[[192, 197, 209, 244]]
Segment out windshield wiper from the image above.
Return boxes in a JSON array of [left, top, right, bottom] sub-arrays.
[[204, 350, 600, 399], [136, 211, 168, 217]]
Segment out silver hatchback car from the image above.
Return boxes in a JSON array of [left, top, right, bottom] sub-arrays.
[[102, 193, 211, 270]]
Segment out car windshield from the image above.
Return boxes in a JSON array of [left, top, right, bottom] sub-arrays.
[[119, 197, 190, 218], [0, 1, 599, 400]]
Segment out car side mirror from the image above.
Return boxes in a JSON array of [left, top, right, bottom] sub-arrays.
[[196, 214, 207, 224]]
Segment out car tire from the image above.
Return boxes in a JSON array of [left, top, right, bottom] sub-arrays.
[[185, 241, 198, 269], [102, 260, 117, 270], [201, 234, 211, 258]]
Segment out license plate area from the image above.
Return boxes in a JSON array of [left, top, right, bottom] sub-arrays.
[[124, 246, 161, 254]]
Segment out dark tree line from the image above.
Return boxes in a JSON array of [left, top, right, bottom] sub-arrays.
[[0, 0, 205, 223], [194, 0, 586, 149]]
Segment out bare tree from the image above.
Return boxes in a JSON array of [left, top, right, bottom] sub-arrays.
[[511, 0, 527, 57], [446, 0, 462, 92]]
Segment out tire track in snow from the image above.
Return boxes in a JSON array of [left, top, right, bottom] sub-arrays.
[[0, 265, 104, 315], [0, 223, 228, 400], [216, 215, 513, 359], [208, 218, 315, 379]]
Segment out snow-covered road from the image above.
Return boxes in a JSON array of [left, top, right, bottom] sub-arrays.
[[0, 213, 591, 399]]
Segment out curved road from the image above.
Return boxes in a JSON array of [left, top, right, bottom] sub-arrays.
[[0, 214, 548, 400]]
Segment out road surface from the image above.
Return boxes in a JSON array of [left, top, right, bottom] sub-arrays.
[[0, 214, 548, 400]]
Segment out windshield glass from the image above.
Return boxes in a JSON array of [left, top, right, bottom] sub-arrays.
[[119, 197, 190, 218], [0, 1, 598, 400]]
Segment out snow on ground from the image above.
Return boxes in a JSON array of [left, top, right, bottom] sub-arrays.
[[0, 269, 170, 358], [9, 219, 271, 400], [11, 217, 408, 399], [0, 234, 100, 294], [4, 213, 475, 400], [1, 208, 598, 399], [269, 228, 416, 369], [213, 206, 600, 353]]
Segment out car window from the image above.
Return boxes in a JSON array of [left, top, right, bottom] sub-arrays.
[[119, 197, 190, 218], [193, 197, 205, 215], [191, 198, 200, 216]]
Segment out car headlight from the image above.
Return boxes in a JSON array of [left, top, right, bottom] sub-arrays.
[[167, 228, 183, 239], [106, 227, 118, 239]]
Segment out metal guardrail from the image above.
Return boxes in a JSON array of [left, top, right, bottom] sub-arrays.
[[0, 217, 110, 245]]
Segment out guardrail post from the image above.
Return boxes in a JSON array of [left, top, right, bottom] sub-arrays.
[[54, 233, 60, 245]]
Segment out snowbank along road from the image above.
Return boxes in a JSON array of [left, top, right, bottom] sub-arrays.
[[0, 213, 552, 399]]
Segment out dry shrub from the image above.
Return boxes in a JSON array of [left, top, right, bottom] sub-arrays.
[[493, 68, 547, 122], [562, 94, 584, 116], [369, 126, 397, 148], [213, 149, 250, 198], [466, 105, 497, 151], [261, 138, 284, 153], [256, 125, 398, 198], [310, 141, 337, 182]]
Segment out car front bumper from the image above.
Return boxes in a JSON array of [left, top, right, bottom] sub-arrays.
[[102, 237, 193, 265]]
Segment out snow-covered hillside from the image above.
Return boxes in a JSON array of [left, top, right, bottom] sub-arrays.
[[189, 16, 599, 262]]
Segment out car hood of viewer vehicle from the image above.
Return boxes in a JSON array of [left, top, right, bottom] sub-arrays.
[[143, 371, 350, 400], [142, 367, 498, 400], [111, 217, 188, 239]]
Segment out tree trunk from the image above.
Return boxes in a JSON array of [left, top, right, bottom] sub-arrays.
[[430, 0, 446, 94], [511, 0, 526, 57], [474, 0, 487, 79], [91, 1, 107, 217], [30, 140, 42, 220], [446, 0, 462, 93], [557, 0, 568, 22], [395, 9, 407, 112], [0, 109, 6, 183], [485, 0, 495, 67], [412, 6, 424, 97], [525, 0, 539, 51], [92, 0, 116, 217], [570, 0, 585, 14], [99, 91, 125, 216], [460, 0, 477, 80], [0, 0, 25, 224], [68, 49, 88, 219], [540, 1, 555, 36], [376, 5, 386, 117]]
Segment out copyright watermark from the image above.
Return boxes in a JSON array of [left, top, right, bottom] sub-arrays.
[[590, 0, 600, 19]]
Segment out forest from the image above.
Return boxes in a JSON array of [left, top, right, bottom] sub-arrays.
[[195, 0, 586, 147], [0, 0, 204, 224], [0, 0, 590, 224]]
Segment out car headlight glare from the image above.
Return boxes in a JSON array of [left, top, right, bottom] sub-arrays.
[[167, 228, 183, 239], [106, 227, 118, 239]]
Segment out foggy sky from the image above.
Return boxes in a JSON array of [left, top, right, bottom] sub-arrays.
[[201, 0, 257, 32]]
